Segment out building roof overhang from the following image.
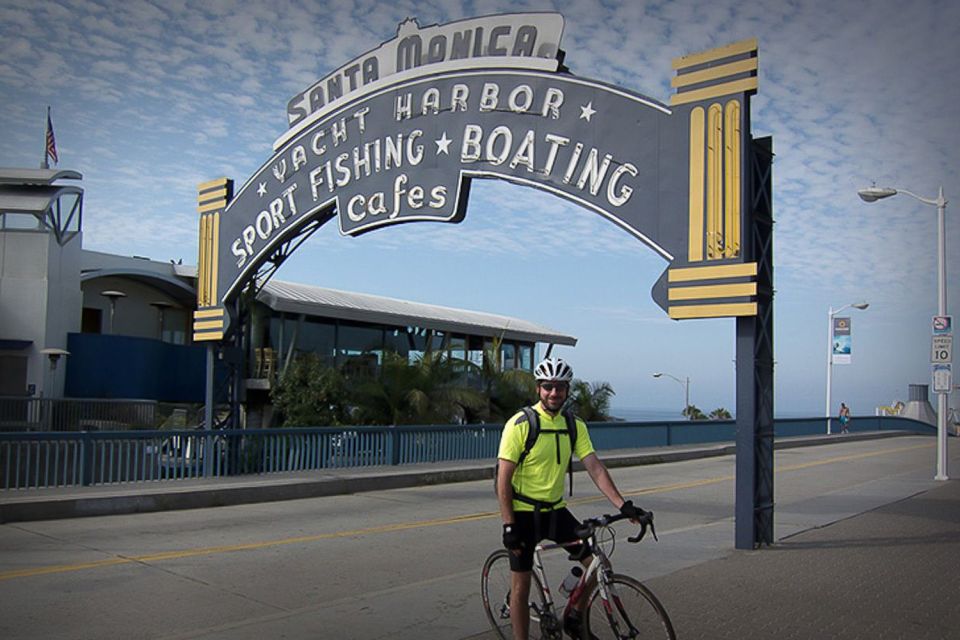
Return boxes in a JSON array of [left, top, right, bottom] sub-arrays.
[[0, 168, 82, 185], [81, 269, 197, 307], [257, 280, 577, 347], [0, 185, 83, 214]]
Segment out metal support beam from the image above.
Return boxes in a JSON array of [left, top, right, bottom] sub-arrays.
[[203, 343, 214, 477], [735, 136, 775, 549]]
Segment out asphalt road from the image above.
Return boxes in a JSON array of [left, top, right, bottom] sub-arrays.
[[0, 435, 948, 639]]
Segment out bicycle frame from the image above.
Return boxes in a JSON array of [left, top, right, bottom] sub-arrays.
[[527, 528, 613, 625]]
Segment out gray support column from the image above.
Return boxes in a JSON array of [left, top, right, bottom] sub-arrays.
[[735, 319, 756, 548], [204, 343, 215, 477], [735, 315, 774, 548], [735, 136, 775, 549]]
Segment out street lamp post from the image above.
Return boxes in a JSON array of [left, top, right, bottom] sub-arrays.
[[825, 302, 869, 434], [859, 185, 950, 480], [653, 372, 691, 417]]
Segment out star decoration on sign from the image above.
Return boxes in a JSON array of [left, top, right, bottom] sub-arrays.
[[435, 132, 452, 155], [257, 182, 267, 197], [579, 102, 597, 122]]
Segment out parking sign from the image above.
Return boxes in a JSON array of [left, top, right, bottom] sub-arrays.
[[932, 363, 953, 394]]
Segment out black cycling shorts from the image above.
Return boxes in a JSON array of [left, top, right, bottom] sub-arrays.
[[508, 507, 589, 572]]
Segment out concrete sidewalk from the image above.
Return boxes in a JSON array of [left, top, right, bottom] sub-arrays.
[[0, 431, 913, 523], [647, 477, 960, 639]]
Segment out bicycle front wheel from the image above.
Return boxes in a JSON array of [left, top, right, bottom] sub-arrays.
[[481, 549, 558, 640], [583, 573, 676, 639]]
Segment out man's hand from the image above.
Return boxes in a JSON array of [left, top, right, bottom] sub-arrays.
[[502, 523, 523, 553], [619, 500, 646, 522]]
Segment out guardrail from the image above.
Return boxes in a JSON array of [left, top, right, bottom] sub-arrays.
[[0, 416, 936, 490]]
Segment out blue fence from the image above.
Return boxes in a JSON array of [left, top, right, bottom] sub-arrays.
[[0, 416, 937, 490], [64, 333, 226, 403]]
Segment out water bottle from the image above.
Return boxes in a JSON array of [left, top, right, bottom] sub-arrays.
[[559, 565, 583, 598]]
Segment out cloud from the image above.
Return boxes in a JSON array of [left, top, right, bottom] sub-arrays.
[[2, 0, 958, 412]]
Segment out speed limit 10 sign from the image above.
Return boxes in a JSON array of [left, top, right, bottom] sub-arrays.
[[932, 335, 953, 363]]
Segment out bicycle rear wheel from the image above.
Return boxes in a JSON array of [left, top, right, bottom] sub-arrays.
[[481, 549, 559, 639], [583, 573, 676, 639]]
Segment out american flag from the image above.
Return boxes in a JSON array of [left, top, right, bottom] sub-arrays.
[[45, 108, 58, 166]]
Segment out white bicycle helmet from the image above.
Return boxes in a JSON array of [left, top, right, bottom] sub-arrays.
[[534, 357, 574, 382]]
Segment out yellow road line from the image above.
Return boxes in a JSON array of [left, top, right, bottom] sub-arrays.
[[776, 442, 930, 471], [0, 441, 932, 582], [567, 442, 932, 507], [0, 512, 496, 582]]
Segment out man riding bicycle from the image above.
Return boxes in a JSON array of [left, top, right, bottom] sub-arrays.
[[497, 357, 643, 639]]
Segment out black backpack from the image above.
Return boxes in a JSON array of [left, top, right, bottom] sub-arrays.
[[494, 406, 579, 505]]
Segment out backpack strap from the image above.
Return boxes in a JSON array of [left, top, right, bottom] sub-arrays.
[[516, 406, 541, 466], [565, 409, 578, 496], [562, 408, 578, 450]]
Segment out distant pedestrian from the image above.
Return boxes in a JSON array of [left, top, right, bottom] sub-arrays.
[[839, 402, 851, 434]]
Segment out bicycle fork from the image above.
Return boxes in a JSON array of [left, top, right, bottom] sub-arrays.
[[576, 560, 642, 640], [593, 577, 641, 639]]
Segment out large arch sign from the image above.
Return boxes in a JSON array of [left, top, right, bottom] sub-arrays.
[[192, 13, 774, 549], [193, 13, 761, 340]]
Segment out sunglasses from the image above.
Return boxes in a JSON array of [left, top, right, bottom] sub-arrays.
[[540, 382, 569, 393]]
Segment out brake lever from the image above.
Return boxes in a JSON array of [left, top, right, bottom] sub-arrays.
[[627, 513, 658, 543]]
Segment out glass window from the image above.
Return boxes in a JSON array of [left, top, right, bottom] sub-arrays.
[[0, 355, 28, 395], [429, 330, 446, 353], [81, 307, 102, 334], [0, 212, 42, 230], [518, 343, 534, 370], [270, 316, 336, 367], [404, 326, 429, 365], [448, 334, 466, 362], [338, 322, 384, 363], [60, 194, 81, 233], [269, 316, 286, 357], [163, 309, 188, 345], [384, 327, 412, 357], [501, 342, 517, 369], [467, 335, 485, 369], [302, 318, 337, 363]]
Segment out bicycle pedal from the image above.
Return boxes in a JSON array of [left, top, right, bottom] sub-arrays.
[[562, 614, 582, 638]]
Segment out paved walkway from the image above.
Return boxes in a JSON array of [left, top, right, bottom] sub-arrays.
[[647, 478, 960, 639]]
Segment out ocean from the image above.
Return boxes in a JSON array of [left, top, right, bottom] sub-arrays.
[[610, 407, 687, 421], [611, 407, 816, 421]]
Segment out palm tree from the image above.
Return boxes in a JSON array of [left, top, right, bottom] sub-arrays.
[[709, 407, 733, 420], [466, 336, 536, 423], [569, 379, 615, 421], [408, 350, 487, 423], [350, 351, 485, 425], [681, 404, 708, 421]]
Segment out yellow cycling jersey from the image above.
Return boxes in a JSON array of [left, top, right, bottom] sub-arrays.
[[497, 402, 595, 512]]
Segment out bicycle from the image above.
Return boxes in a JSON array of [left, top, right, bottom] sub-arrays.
[[481, 510, 676, 639]]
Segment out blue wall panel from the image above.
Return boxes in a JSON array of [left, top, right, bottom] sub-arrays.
[[64, 333, 216, 402]]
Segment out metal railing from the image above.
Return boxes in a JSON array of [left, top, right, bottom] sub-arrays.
[[0, 416, 936, 490], [0, 397, 203, 432]]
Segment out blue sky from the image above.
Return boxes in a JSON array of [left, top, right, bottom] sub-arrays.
[[2, 0, 958, 418]]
